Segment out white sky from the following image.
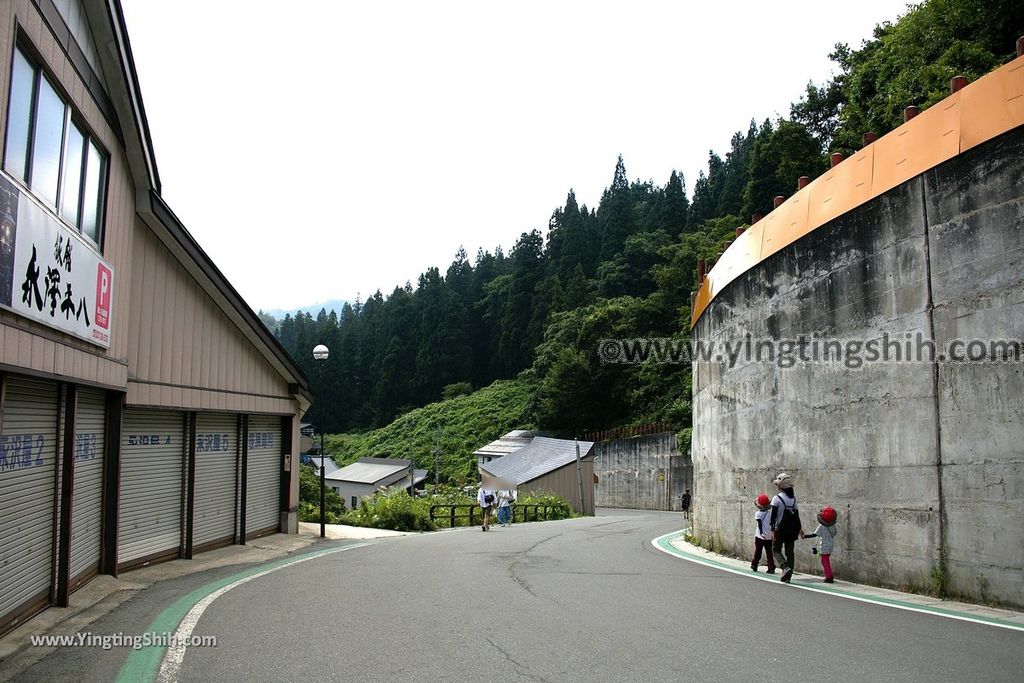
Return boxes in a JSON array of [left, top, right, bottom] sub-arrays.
[[119, 0, 910, 312]]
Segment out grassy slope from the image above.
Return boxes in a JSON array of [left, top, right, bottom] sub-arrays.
[[323, 378, 535, 483]]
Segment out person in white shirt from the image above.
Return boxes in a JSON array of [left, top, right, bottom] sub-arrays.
[[497, 489, 516, 527], [477, 485, 497, 531]]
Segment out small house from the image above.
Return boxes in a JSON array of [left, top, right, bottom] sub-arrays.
[[473, 430, 542, 466], [325, 457, 428, 510], [478, 437, 595, 515]]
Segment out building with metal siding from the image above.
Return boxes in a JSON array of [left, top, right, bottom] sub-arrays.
[[324, 457, 428, 509], [0, 0, 311, 635], [479, 437, 596, 516]]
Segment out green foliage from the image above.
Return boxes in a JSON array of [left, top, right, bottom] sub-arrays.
[[931, 558, 949, 598], [343, 489, 436, 532], [441, 382, 473, 400], [324, 379, 534, 484], [676, 427, 693, 457], [257, 310, 279, 333], [274, 0, 1022, 451], [741, 120, 825, 219], [298, 500, 345, 525], [792, 0, 1024, 153], [298, 464, 346, 523], [422, 483, 474, 506], [417, 489, 576, 529], [516, 491, 577, 519]]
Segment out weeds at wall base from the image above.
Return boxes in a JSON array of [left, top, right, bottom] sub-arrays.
[[931, 559, 948, 599]]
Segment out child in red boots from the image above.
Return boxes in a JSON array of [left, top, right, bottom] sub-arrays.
[[804, 505, 838, 582], [750, 493, 776, 573]]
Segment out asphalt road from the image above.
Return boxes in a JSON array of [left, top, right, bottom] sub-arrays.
[[11, 509, 1024, 682]]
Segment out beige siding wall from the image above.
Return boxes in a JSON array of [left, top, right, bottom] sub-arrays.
[[124, 221, 293, 414], [0, 0, 135, 387], [0, 1, 298, 418], [521, 457, 595, 515]]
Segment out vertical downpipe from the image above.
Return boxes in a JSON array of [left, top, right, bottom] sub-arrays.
[[921, 177, 947, 591]]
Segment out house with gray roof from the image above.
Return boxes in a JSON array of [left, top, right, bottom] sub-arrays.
[[308, 456, 339, 477], [325, 457, 428, 511], [478, 436, 595, 515], [473, 429, 543, 465]]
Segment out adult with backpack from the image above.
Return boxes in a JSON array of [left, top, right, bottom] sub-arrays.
[[477, 484, 497, 531], [769, 471, 804, 583]]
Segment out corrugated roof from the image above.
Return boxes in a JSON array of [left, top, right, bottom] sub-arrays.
[[479, 437, 594, 485], [473, 430, 543, 458], [326, 458, 412, 484], [383, 469, 431, 491], [309, 457, 338, 474]]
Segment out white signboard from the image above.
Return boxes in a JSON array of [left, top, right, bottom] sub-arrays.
[[0, 175, 115, 348]]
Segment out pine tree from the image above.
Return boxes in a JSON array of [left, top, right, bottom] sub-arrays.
[[598, 155, 635, 263]]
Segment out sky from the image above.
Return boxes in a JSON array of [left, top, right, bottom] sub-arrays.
[[119, 0, 911, 312]]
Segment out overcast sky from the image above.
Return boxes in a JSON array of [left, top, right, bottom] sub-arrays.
[[120, 0, 909, 313]]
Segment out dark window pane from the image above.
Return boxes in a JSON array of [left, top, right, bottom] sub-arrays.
[[60, 123, 85, 226], [30, 76, 65, 206], [81, 141, 105, 244], [4, 49, 36, 181]]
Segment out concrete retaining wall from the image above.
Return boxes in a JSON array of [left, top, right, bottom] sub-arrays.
[[594, 433, 692, 511], [691, 127, 1024, 607]]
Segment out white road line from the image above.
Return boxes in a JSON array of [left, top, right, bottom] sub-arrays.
[[650, 531, 1024, 632], [156, 543, 370, 683]]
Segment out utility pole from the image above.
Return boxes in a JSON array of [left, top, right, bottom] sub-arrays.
[[433, 424, 441, 487], [407, 418, 415, 496], [575, 440, 584, 515]]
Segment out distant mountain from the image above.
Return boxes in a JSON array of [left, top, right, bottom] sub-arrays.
[[261, 299, 350, 321]]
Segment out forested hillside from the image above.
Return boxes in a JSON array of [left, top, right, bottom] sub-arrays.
[[264, 0, 1022, 454]]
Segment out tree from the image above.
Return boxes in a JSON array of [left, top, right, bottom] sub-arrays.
[[598, 155, 635, 263], [742, 120, 825, 219], [661, 170, 689, 236], [791, 0, 1024, 154], [257, 310, 278, 333]]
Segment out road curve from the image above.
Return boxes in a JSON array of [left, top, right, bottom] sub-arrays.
[[13, 509, 1024, 682]]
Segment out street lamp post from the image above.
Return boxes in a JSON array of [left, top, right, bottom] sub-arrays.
[[313, 344, 330, 538]]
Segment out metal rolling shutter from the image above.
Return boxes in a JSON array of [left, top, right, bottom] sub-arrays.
[[0, 376, 59, 625], [246, 416, 281, 536], [118, 410, 184, 565], [69, 387, 105, 583], [193, 413, 239, 548]]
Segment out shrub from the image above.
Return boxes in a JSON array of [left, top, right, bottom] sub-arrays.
[[516, 490, 577, 519], [441, 382, 473, 400], [298, 500, 345, 525], [343, 489, 436, 532], [298, 464, 346, 523]]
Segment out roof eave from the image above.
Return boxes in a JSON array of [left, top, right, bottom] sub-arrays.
[[140, 192, 312, 401]]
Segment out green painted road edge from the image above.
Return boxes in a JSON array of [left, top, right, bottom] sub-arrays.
[[652, 531, 1024, 632], [116, 542, 371, 683]]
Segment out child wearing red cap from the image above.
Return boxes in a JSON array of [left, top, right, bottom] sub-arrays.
[[804, 505, 839, 583], [750, 493, 776, 573]]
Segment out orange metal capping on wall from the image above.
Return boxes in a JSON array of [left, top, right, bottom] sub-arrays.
[[690, 52, 1024, 329]]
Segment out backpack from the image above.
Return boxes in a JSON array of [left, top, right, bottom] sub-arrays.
[[483, 493, 494, 506], [776, 496, 801, 540]]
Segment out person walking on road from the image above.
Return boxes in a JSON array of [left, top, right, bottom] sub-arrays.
[[680, 488, 691, 522], [769, 472, 803, 583], [497, 488, 516, 527], [804, 505, 839, 583], [750, 493, 776, 573], [477, 484, 497, 531]]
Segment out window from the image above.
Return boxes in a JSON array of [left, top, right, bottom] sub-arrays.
[[351, 496, 358, 510], [4, 45, 108, 246]]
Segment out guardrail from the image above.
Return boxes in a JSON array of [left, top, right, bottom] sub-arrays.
[[428, 504, 570, 528]]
